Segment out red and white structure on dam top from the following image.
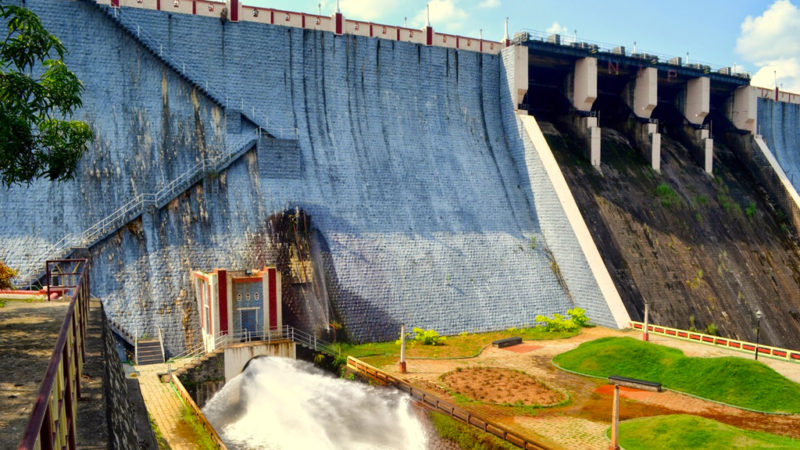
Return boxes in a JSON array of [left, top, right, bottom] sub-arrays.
[[101, 0, 509, 54]]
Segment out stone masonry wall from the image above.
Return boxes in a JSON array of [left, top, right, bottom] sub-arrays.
[[1, 0, 625, 350], [758, 97, 800, 191]]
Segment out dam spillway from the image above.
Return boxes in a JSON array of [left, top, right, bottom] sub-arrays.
[[202, 357, 428, 449]]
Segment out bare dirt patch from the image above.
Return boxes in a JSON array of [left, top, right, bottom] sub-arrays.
[[0, 299, 69, 450], [441, 367, 566, 407]]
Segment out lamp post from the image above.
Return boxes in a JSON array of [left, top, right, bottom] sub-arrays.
[[642, 300, 650, 342], [754, 309, 763, 361]]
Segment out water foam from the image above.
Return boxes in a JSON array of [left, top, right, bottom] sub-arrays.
[[203, 357, 429, 449]]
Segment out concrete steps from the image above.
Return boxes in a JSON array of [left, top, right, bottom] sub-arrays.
[[136, 339, 164, 365]]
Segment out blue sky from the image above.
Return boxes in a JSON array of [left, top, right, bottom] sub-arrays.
[[244, 0, 800, 92]]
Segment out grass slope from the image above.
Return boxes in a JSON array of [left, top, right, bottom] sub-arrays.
[[554, 337, 800, 413], [429, 411, 518, 450], [614, 415, 800, 449]]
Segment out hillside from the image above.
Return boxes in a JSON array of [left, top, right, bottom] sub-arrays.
[[543, 114, 800, 348]]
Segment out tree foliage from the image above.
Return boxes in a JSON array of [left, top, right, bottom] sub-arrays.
[[0, 2, 91, 187], [0, 260, 17, 289]]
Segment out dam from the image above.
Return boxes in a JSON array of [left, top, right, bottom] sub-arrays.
[[2, 0, 800, 356]]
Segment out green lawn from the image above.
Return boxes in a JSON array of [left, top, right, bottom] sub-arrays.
[[339, 327, 578, 367], [553, 337, 800, 413], [613, 415, 800, 449]]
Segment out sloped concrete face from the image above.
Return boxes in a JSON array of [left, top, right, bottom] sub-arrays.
[[758, 98, 800, 193], [1, 0, 622, 350]]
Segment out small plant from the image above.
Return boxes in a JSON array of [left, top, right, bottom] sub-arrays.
[[536, 313, 579, 332], [705, 323, 718, 336], [688, 315, 697, 332], [530, 236, 536, 249], [745, 201, 756, 218], [656, 183, 680, 207], [567, 307, 592, 327], [0, 261, 17, 290], [413, 327, 446, 346]]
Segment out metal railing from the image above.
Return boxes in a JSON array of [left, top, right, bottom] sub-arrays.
[[631, 321, 800, 363], [18, 259, 90, 450], [347, 357, 548, 450], [166, 325, 337, 373], [517, 28, 750, 78], [12, 131, 258, 287]]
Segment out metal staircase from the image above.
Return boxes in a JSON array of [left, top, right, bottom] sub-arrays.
[[13, 130, 259, 287]]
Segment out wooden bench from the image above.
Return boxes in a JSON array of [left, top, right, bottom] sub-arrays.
[[492, 337, 522, 348], [608, 375, 662, 392]]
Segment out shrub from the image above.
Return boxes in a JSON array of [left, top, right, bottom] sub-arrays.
[[537, 308, 592, 332], [745, 201, 756, 218], [705, 323, 718, 336], [536, 313, 579, 332], [656, 183, 680, 207], [0, 261, 17, 289], [568, 308, 591, 327], [412, 327, 446, 346]]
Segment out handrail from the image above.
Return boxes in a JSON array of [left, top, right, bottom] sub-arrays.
[[167, 325, 336, 373], [13, 130, 259, 287], [158, 327, 165, 362], [630, 321, 800, 363], [346, 357, 548, 450], [18, 259, 90, 450]]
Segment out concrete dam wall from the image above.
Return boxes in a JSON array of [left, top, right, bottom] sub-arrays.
[[759, 97, 800, 190], [0, 0, 623, 351]]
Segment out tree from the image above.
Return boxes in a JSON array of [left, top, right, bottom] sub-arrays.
[[0, 2, 91, 187], [0, 260, 16, 289]]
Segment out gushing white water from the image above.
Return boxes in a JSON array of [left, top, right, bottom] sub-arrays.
[[203, 357, 429, 449]]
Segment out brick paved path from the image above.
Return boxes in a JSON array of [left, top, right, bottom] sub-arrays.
[[129, 363, 197, 449]]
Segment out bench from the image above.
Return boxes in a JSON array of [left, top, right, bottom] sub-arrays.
[[492, 337, 522, 348], [608, 375, 662, 392]]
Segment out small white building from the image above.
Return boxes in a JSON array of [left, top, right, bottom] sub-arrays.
[[192, 267, 282, 353]]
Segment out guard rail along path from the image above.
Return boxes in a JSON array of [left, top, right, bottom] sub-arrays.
[[346, 357, 550, 450], [167, 325, 337, 373], [18, 259, 91, 450], [631, 321, 800, 363]]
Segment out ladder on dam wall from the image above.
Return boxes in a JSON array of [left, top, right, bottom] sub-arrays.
[[13, 130, 259, 287]]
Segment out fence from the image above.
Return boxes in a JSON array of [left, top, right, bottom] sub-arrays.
[[346, 357, 549, 450], [18, 259, 90, 450], [631, 321, 800, 363]]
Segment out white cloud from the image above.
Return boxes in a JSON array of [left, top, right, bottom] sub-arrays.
[[751, 59, 800, 93], [546, 21, 568, 36], [338, 0, 402, 22], [736, 0, 800, 93], [479, 0, 500, 8], [412, 0, 468, 31]]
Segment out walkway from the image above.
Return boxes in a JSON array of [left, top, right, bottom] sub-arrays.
[[128, 363, 197, 449], [0, 299, 69, 449]]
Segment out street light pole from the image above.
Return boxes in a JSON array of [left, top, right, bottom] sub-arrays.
[[754, 310, 763, 361]]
